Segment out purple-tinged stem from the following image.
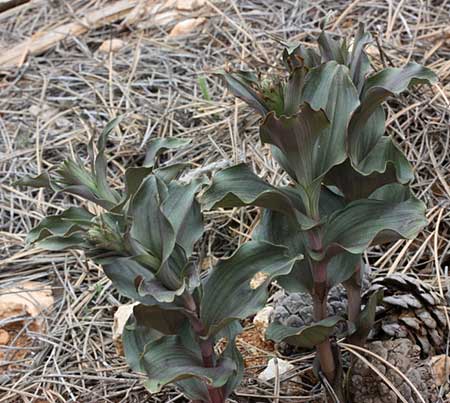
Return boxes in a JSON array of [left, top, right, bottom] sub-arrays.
[[308, 231, 336, 383], [183, 294, 225, 403]]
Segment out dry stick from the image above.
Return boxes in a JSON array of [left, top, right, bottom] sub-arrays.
[[0, 0, 138, 68], [0, 0, 28, 13]]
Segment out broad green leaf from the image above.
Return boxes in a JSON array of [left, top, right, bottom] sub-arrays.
[[201, 163, 316, 229], [200, 241, 300, 336], [162, 179, 205, 256], [355, 136, 413, 182], [349, 63, 437, 159], [322, 196, 427, 255], [325, 159, 400, 201], [369, 182, 412, 202], [266, 316, 344, 348], [302, 61, 360, 177], [152, 243, 190, 296], [34, 232, 89, 251], [219, 71, 269, 116], [124, 167, 153, 198], [348, 105, 385, 166], [254, 209, 313, 293], [122, 304, 188, 372], [130, 304, 187, 335], [282, 43, 321, 70], [260, 104, 329, 187], [348, 24, 372, 93], [143, 138, 191, 167], [155, 163, 190, 182], [283, 67, 306, 116], [129, 175, 175, 264], [218, 321, 244, 399], [361, 62, 437, 112], [347, 289, 384, 345], [27, 207, 94, 244], [103, 257, 184, 305], [327, 253, 362, 289], [141, 335, 236, 393], [91, 117, 122, 204], [15, 172, 51, 189], [318, 32, 346, 64]]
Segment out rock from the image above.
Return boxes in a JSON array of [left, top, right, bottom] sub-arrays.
[[258, 358, 294, 382]]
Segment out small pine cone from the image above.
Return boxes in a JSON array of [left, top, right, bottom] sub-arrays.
[[350, 339, 437, 403], [271, 286, 350, 354], [365, 273, 446, 356]]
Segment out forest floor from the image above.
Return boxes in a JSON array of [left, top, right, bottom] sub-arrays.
[[0, 0, 449, 402]]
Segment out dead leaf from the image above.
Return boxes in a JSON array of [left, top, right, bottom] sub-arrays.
[[0, 281, 54, 329], [0, 281, 54, 373], [430, 354, 450, 386], [253, 306, 273, 331], [169, 17, 206, 37], [249, 272, 269, 289], [112, 303, 138, 356], [98, 38, 126, 53], [258, 358, 295, 381]]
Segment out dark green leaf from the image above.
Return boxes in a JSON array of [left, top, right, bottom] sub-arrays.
[[322, 196, 427, 255], [282, 43, 321, 70], [348, 289, 384, 345], [15, 172, 51, 189], [318, 32, 346, 64], [266, 316, 344, 348], [200, 241, 300, 336], [144, 138, 191, 167], [103, 257, 184, 305], [348, 24, 372, 93], [349, 63, 437, 161], [260, 104, 329, 186], [283, 67, 306, 116], [219, 71, 269, 116], [302, 61, 360, 177], [129, 175, 174, 263], [162, 179, 205, 256], [202, 163, 316, 229], [254, 209, 313, 293], [141, 335, 235, 393], [27, 207, 94, 244]]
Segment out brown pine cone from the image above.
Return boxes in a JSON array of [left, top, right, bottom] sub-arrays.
[[350, 339, 438, 403], [365, 273, 447, 356]]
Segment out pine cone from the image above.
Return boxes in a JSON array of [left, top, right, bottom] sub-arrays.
[[350, 338, 437, 403], [272, 286, 348, 328], [271, 286, 350, 354], [365, 273, 446, 356]]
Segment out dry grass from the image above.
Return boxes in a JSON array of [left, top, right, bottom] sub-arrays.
[[0, 0, 449, 402]]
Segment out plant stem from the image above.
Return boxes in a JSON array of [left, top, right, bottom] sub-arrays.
[[308, 231, 336, 383], [183, 294, 225, 403]]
